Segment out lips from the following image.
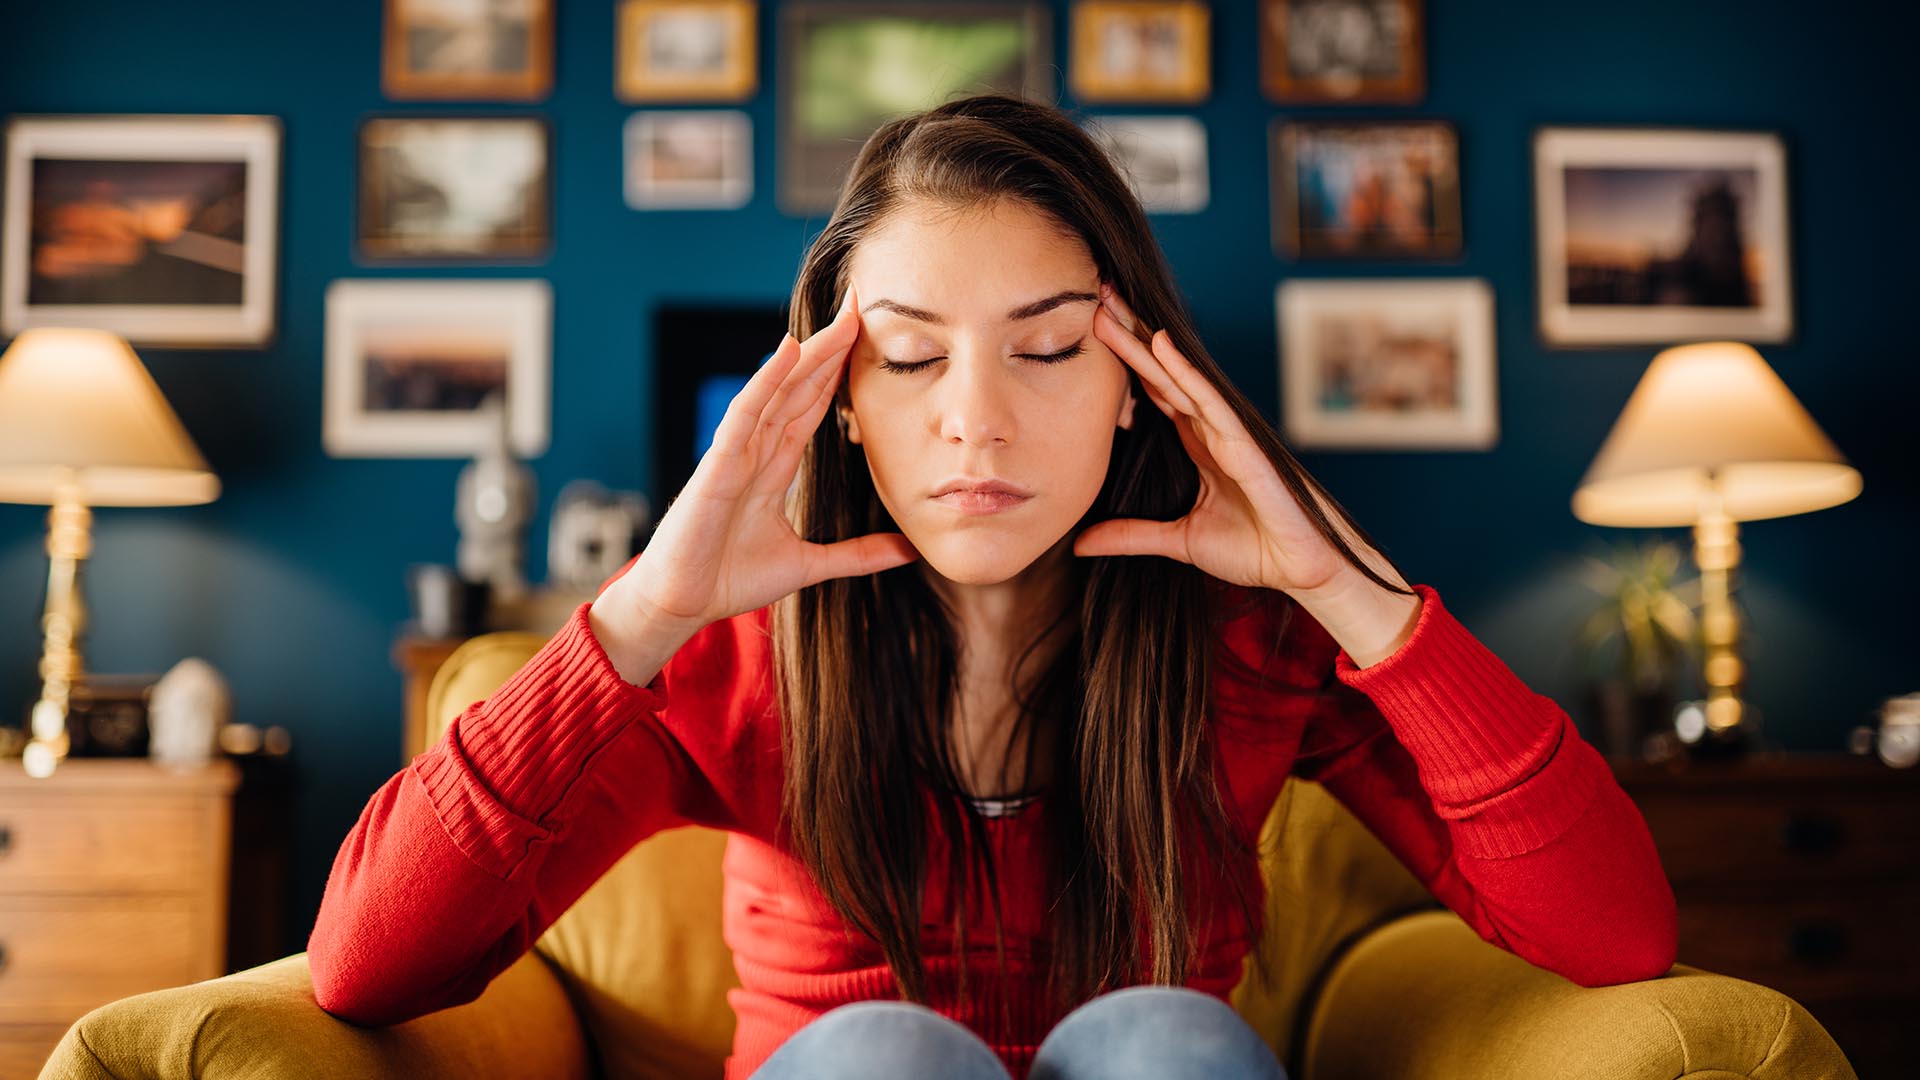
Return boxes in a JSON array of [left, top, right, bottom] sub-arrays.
[[929, 476, 1033, 515], [931, 477, 1033, 497]]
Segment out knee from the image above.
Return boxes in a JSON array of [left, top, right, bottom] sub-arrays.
[[1031, 987, 1288, 1080], [753, 1000, 1009, 1080]]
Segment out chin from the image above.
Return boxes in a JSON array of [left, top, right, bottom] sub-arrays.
[[910, 531, 1054, 586]]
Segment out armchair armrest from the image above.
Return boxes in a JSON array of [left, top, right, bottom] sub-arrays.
[[1300, 910, 1857, 1080], [38, 950, 591, 1080]]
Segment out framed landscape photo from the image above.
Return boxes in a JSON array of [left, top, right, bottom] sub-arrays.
[[1, 114, 281, 348], [1535, 126, 1793, 347], [1260, 0, 1424, 104], [617, 0, 758, 102], [1082, 114, 1208, 213], [1276, 278, 1498, 450], [383, 0, 554, 101], [1068, 1, 1210, 104], [778, 2, 1053, 215], [1272, 119, 1461, 259], [323, 279, 551, 458], [357, 115, 551, 262], [624, 110, 753, 209]]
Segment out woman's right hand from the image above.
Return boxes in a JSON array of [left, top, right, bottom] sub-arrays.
[[591, 284, 919, 669]]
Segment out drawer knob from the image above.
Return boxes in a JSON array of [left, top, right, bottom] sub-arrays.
[[0, 823, 9, 856], [1788, 921, 1847, 965], [1780, 811, 1842, 856], [0, 940, 7, 976]]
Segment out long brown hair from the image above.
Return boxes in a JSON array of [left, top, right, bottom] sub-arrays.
[[770, 93, 1415, 1025]]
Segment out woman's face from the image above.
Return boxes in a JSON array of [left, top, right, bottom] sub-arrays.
[[840, 198, 1136, 586]]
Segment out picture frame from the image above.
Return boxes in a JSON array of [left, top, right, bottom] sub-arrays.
[[1, 114, 281, 348], [1271, 118, 1461, 259], [1081, 114, 1208, 213], [624, 109, 754, 209], [323, 279, 551, 458], [1276, 278, 1498, 451], [1259, 0, 1424, 104], [1534, 126, 1793, 347], [617, 0, 758, 102], [778, 2, 1053, 216], [1068, 1, 1210, 104], [382, 0, 555, 101], [357, 115, 551, 263]]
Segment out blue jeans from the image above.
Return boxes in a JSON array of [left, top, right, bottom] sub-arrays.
[[750, 985, 1290, 1079]]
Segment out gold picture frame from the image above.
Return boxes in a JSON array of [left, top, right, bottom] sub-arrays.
[[617, 0, 758, 103], [382, 0, 555, 101], [1069, 0, 1210, 104]]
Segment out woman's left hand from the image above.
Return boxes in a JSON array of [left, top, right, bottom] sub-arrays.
[[1074, 282, 1380, 598]]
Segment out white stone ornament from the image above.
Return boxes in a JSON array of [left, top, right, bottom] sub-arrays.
[[149, 658, 231, 768]]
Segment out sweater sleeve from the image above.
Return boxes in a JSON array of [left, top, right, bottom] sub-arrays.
[[1289, 583, 1679, 988], [307, 580, 738, 1025]]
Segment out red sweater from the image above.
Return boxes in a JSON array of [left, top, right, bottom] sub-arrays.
[[308, 576, 1678, 1079]]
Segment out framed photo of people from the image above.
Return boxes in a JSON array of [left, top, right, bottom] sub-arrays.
[[1276, 278, 1498, 451], [778, 2, 1053, 215], [382, 0, 555, 101], [1534, 126, 1793, 347], [617, 0, 759, 102], [322, 279, 551, 458], [1271, 119, 1461, 260], [1068, 1, 1210, 104], [1, 114, 282, 348], [1259, 0, 1425, 104], [357, 115, 551, 262]]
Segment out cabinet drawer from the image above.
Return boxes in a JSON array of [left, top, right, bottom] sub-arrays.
[[1632, 791, 1920, 887], [0, 795, 214, 893], [1672, 888, 1920, 1002], [0, 894, 214, 1025]]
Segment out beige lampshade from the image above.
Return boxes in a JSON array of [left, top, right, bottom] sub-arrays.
[[0, 328, 219, 506], [1573, 341, 1860, 527]]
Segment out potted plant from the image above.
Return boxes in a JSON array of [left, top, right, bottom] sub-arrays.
[[1574, 538, 1702, 760]]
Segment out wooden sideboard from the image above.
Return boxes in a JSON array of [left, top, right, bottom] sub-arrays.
[[0, 758, 239, 1077]]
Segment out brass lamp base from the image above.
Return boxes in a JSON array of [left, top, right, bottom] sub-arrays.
[[23, 485, 91, 779], [1682, 487, 1760, 760]]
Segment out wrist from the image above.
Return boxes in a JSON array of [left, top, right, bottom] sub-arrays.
[[1288, 568, 1422, 670], [588, 583, 701, 687]]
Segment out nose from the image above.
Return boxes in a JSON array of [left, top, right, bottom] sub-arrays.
[[935, 349, 1016, 447]]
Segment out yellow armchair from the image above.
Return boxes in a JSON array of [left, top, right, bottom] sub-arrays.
[[39, 631, 1858, 1080]]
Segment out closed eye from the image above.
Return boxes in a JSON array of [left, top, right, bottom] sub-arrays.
[[878, 339, 1087, 374]]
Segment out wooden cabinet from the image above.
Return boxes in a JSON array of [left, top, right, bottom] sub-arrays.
[[1612, 752, 1920, 1078], [0, 759, 238, 1077]]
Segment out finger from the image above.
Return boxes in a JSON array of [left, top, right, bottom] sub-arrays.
[[749, 286, 862, 455], [1147, 328, 1242, 435], [805, 531, 920, 586], [1072, 518, 1190, 563], [761, 344, 849, 484], [710, 333, 804, 455], [1095, 304, 1197, 417]]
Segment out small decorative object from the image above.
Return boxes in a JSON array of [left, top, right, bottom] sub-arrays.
[[1535, 126, 1793, 347], [456, 392, 537, 603], [549, 480, 654, 592], [148, 658, 231, 769], [1260, 0, 1424, 104], [1274, 278, 1497, 450], [1573, 538, 1701, 760], [323, 278, 551, 457], [1068, 1, 1210, 104], [383, 0, 554, 101], [624, 110, 754, 209], [64, 675, 156, 757], [406, 562, 492, 637], [357, 116, 550, 261], [1851, 694, 1920, 769], [653, 303, 789, 500], [1081, 115, 1208, 213], [617, 0, 758, 102], [1271, 119, 1461, 259], [2, 114, 281, 347], [778, 2, 1052, 215]]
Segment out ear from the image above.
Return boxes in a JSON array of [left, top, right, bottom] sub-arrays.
[[1117, 388, 1138, 431], [838, 402, 863, 444]]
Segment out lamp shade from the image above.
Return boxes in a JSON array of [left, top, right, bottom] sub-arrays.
[[1572, 341, 1860, 527], [0, 328, 219, 506]]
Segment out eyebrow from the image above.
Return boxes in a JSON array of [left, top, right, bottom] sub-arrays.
[[860, 289, 1099, 326]]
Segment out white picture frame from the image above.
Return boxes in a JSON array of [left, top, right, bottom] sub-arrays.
[[1081, 115, 1209, 214], [1276, 278, 1498, 451], [323, 279, 551, 458], [2, 114, 281, 348], [623, 109, 753, 209], [1534, 126, 1793, 347]]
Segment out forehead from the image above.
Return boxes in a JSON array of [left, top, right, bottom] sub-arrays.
[[849, 200, 1097, 319]]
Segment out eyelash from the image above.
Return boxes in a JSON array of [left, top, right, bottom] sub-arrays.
[[878, 340, 1086, 374]]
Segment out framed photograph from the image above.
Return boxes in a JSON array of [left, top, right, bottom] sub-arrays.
[[624, 110, 753, 209], [653, 303, 788, 500], [383, 0, 554, 100], [1069, 1, 1210, 104], [1, 114, 281, 348], [1535, 126, 1793, 347], [1260, 0, 1424, 104], [1081, 115, 1208, 213], [323, 279, 551, 458], [617, 0, 758, 102], [357, 116, 550, 262], [1276, 278, 1497, 450], [778, 2, 1053, 215], [1271, 119, 1461, 259]]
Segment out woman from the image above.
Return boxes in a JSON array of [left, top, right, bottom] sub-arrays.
[[308, 94, 1678, 1080]]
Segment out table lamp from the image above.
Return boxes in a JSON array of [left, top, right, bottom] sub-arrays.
[[0, 328, 219, 779], [1572, 341, 1862, 753]]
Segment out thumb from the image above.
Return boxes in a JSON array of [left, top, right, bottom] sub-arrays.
[[1073, 519, 1188, 562], [806, 532, 920, 585]]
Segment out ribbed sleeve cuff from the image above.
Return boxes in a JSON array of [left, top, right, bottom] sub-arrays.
[[411, 600, 669, 875], [1332, 583, 1602, 853]]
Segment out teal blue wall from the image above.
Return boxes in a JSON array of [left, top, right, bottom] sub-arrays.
[[2, 2, 1912, 953]]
